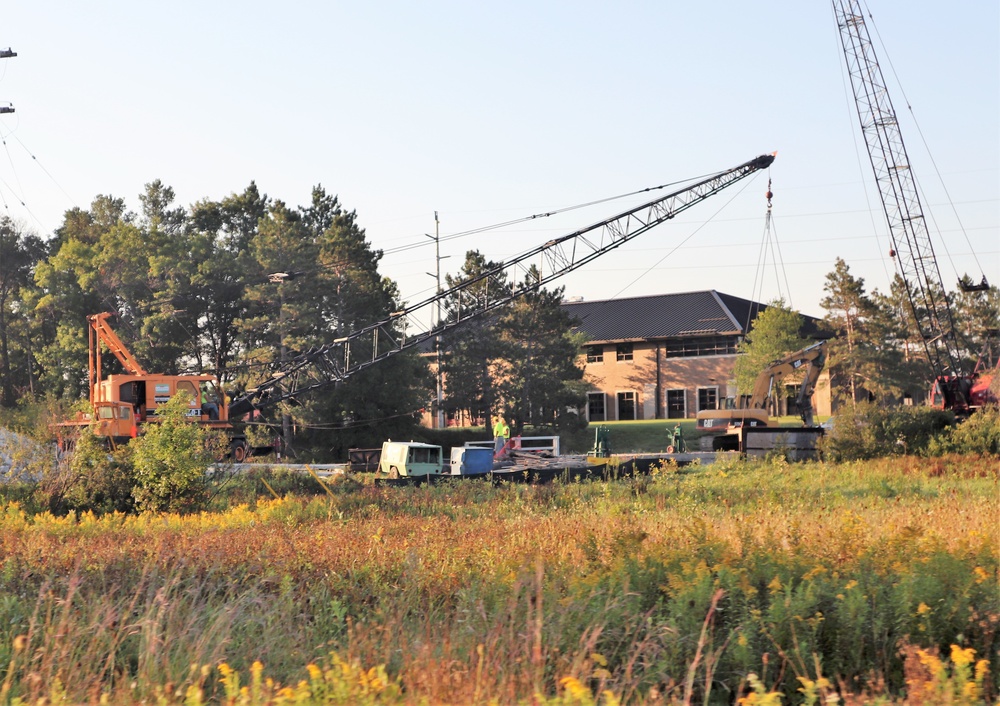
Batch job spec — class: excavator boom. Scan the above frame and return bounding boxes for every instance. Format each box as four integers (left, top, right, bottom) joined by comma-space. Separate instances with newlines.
745, 340, 827, 426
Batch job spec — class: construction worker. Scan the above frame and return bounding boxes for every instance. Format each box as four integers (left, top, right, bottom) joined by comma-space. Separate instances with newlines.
200, 382, 219, 420
493, 415, 510, 456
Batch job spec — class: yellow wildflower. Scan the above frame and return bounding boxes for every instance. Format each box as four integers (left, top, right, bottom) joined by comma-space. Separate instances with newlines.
560, 676, 590, 699
975, 658, 989, 682
916, 602, 931, 615
949, 644, 975, 667
973, 566, 989, 584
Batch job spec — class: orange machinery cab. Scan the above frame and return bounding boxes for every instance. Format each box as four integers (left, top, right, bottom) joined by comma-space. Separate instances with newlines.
56, 374, 228, 450
91, 400, 138, 443
94, 374, 228, 426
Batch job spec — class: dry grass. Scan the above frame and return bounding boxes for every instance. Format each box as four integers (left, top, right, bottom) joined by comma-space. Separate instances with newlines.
0, 455, 996, 704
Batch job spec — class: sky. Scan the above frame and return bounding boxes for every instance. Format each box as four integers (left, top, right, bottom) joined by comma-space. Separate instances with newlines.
1, 1, 997, 320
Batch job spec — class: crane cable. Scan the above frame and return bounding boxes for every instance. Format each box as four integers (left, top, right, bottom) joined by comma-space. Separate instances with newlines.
607, 171, 762, 300
745, 176, 794, 334
860, 1, 989, 289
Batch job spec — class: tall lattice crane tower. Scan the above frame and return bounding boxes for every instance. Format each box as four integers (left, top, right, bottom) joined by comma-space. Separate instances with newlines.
832, 0, 980, 410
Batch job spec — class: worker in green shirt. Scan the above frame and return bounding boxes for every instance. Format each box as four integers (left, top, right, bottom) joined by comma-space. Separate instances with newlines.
493, 416, 510, 456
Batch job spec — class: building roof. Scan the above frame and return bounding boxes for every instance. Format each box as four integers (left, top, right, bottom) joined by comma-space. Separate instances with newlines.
561, 290, 770, 342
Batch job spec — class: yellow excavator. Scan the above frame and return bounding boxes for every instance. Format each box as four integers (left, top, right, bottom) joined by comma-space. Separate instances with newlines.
696, 340, 828, 451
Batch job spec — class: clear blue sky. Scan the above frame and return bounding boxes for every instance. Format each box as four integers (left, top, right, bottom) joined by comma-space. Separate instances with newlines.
2, 1, 997, 318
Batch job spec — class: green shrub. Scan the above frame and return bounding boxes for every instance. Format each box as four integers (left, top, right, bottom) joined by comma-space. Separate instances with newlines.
56, 427, 137, 514
927, 406, 1000, 456
822, 403, 954, 461
130, 392, 223, 513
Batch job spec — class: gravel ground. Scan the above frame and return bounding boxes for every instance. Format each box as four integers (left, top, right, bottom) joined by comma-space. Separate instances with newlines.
0, 427, 57, 481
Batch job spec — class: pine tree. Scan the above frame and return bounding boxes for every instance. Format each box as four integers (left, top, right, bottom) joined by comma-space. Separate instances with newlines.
439, 251, 512, 426
493, 267, 585, 434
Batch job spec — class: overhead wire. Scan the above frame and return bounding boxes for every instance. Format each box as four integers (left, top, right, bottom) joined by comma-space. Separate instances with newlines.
606, 170, 762, 301
0, 122, 79, 231
3, 129, 79, 210
861, 1, 988, 286
832, 0, 895, 290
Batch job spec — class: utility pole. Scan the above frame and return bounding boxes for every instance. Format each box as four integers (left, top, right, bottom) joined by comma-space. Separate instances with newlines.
0, 48, 15, 115
430, 212, 446, 429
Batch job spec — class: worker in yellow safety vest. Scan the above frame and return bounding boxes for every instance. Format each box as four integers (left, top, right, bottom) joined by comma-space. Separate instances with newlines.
492, 416, 510, 455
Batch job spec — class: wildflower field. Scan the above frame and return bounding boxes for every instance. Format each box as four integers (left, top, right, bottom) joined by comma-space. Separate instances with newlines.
0, 454, 997, 704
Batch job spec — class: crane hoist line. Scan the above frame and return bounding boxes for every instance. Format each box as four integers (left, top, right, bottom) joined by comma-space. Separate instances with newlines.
226, 153, 776, 419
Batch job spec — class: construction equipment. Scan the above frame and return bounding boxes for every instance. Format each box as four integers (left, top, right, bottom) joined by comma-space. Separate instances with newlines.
832, 0, 994, 413
696, 340, 828, 451
58, 154, 776, 457
55, 313, 253, 460
378, 440, 443, 479
225, 153, 777, 422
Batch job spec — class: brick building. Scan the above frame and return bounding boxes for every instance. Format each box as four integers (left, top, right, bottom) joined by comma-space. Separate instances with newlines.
562, 290, 831, 422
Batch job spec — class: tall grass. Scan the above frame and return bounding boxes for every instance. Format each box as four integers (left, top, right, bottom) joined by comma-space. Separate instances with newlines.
0, 456, 996, 703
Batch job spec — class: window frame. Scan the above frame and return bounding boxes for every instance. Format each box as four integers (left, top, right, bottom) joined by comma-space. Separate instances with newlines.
616, 390, 637, 420
586, 345, 604, 363
697, 386, 719, 412
666, 388, 687, 419
587, 392, 606, 422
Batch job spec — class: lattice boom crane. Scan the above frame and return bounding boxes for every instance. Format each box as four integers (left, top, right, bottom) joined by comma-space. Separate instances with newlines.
227, 153, 776, 418
833, 0, 987, 412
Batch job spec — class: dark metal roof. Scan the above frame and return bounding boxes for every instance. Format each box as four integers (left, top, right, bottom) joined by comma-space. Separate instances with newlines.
561, 290, 770, 342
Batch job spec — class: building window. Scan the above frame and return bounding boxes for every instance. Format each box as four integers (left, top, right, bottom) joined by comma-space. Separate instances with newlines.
697, 387, 718, 412
666, 389, 686, 419
586, 345, 604, 363
784, 384, 802, 417
664, 336, 738, 358
616, 343, 633, 362
587, 392, 606, 422
617, 391, 636, 420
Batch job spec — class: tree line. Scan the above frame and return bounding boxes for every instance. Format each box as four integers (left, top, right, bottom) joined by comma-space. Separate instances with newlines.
736, 257, 998, 409
0, 181, 584, 457
1, 180, 995, 456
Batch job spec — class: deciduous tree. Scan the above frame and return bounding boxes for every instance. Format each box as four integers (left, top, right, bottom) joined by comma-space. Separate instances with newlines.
0, 218, 45, 406
733, 299, 809, 401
